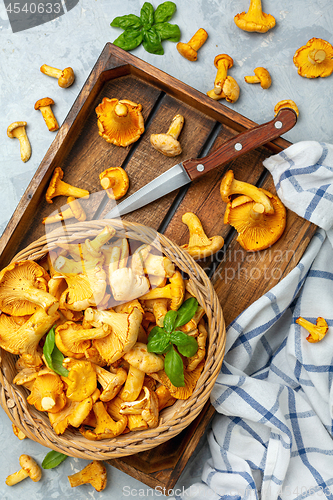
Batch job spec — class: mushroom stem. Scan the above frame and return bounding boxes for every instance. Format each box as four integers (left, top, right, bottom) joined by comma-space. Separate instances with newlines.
6, 468, 29, 485
43, 197, 86, 224
38, 104, 59, 132
166, 114, 184, 140
182, 212, 211, 247
187, 28, 208, 51
114, 103, 129, 117
85, 226, 115, 255
213, 55, 233, 95
100, 177, 116, 189
20, 285, 59, 315
177, 28, 208, 61
220, 170, 274, 214
7, 122, 31, 163
40, 64, 62, 79
53, 179, 89, 199
244, 75, 260, 84
308, 49, 326, 64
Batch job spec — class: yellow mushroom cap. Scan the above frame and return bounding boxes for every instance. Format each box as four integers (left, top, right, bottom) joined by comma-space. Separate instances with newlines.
95, 98, 144, 147
0, 260, 59, 316
293, 38, 333, 78
234, 0, 276, 33
99, 166, 129, 200
68, 460, 107, 492
274, 100, 299, 118
224, 189, 286, 251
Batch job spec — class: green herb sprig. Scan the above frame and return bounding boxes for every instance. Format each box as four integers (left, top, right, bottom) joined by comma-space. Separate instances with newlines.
111, 2, 180, 55
147, 297, 199, 387
43, 327, 69, 377
42, 450, 68, 469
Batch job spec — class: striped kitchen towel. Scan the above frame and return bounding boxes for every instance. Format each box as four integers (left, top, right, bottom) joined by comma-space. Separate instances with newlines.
171, 142, 333, 500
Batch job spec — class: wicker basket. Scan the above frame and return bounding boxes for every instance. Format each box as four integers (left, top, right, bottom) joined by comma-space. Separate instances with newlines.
0, 219, 226, 460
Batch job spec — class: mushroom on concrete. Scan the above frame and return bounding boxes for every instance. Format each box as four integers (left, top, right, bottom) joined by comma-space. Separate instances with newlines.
40, 64, 75, 88
177, 28, 208, 61
150, 114, 185, 157
244, 67, 272, 88
212, 54, 234, 95
207, 76, 240, 103
7, 121, 31, 162
234, 0, 276, 33
68, 460, 107, 492
6, 455, 42, 486
34, 97, 59, 131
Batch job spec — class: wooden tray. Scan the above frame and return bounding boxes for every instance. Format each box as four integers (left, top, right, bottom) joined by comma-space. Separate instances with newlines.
0, 43, 316, 492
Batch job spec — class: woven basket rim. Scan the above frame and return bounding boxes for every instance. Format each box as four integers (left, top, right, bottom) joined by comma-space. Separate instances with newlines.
0, 219, 226, 460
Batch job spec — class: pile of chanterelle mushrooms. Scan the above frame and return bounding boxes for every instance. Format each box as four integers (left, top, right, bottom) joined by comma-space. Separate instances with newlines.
0, 226, 207, 439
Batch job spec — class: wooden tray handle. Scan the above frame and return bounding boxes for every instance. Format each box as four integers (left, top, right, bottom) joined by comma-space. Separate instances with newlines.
182, 108, 298, 181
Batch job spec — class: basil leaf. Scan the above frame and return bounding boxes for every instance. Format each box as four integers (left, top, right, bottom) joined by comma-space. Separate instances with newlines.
148, 325, 165, 342
140, 2, 154, 27
164, 347, 185, 387
111, 14, 142, 30
148, 329, 171, 354
171, 331, 198, 357
154, 1, 177, 23
43, 328, 69, 377
142, 27, 164, 55
174, 297, 199, 328
154, 22, 180, 42
113, 28, 143, 51
163, 310, 178, 334
42, 450, 68, 469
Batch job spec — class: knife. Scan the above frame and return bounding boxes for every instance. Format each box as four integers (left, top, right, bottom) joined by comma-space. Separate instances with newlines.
103, 107, 297, 219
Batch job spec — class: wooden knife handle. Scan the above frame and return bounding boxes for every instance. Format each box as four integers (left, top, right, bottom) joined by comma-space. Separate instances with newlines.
182, 108, 297, 181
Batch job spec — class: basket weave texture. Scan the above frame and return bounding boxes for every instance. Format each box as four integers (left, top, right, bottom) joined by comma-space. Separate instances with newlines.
0, 220, 226, 460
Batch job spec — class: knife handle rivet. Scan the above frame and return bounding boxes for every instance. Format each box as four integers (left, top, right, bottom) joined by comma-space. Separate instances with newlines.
275, 121, 283, 129
197, 163, 205, 172
234, 143, 242, 151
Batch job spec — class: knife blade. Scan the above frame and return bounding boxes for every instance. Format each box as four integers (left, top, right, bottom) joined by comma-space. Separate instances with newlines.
103, 107, 297, 219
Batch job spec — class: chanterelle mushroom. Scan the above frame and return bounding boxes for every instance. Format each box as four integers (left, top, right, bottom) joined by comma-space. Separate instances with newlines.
99, 166, 129, 200
234, 0, 276, 33
120, 386, 159, 428
150, 114, 185, 157
40, 64, 75, 88
123, 342, 164, 373
85, 307, 143, 364
7, 121, 31, 162
80, 399, 127, 440
27, 369, 66, 412
207, 76, 240, 103
220, 170, 274, 214
223, 190, 286, 251
140, 270, 185, 310
46, 166, 89, 203
43, 196, 86, 224
0, 260, 59, 316
0, 309, 59, 367
181, 212, 224, 260
35, 97, 59, 131
109, 267, 150, 302
55, 321, 111, 358
95, 98, 144, 147
296, 316, 329, 343
176, 28, 208, 61
293, 38, 333, 78
6, 455, 42, 486
274, 100, 299, 117
244, 67, 272, 88
212, 54, 234, 95
68, 461, 107, 492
